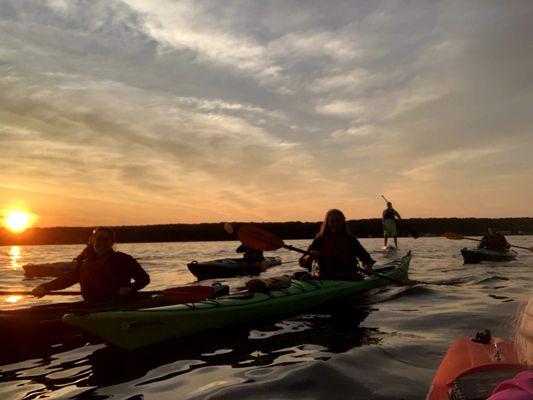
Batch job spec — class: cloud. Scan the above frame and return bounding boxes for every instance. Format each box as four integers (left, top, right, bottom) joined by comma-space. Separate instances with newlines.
0, 0, 532, 224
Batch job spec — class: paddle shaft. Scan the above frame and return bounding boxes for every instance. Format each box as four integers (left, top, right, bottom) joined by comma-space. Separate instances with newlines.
0, 289, 166, 297
453, 235, 531, 251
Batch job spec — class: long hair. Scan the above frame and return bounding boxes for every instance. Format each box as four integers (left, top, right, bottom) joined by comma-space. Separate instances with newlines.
515, 295, 533, 365
318, 209, 351, 237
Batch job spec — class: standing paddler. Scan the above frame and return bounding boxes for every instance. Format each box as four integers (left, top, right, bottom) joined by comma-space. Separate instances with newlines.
382, 200, 401, 249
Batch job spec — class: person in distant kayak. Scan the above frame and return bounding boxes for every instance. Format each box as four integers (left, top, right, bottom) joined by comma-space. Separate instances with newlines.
479, 228, 510, 252
32, 227, 150, 303
236, 243, 264, 263
382, 202, 401, 248
299, 209, 375, 279
487, 295, 533, 399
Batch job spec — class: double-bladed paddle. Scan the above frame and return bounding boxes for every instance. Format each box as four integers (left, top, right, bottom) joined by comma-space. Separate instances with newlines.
443, 232, 533, 252
237, 224, 409, 285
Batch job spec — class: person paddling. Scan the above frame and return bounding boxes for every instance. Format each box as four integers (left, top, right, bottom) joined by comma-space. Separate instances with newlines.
32, 227, 150, 303
479, 228, 510, 252
299, 209, 375, 280
382, 202, 401, 248
236, 243, 264, 263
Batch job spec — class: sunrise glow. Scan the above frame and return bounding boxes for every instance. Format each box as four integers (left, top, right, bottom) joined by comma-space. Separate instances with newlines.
3, 210, 32, 233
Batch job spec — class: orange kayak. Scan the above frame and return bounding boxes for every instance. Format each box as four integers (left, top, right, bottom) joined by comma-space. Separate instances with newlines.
426, 334, 525, 400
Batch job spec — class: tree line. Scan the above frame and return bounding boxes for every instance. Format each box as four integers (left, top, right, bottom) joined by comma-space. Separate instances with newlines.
1, 218, 532, 246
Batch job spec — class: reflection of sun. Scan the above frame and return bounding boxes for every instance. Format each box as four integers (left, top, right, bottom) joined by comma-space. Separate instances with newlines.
5, 295, 22, 304
8, 246, 22, 270
4, 210, 32, 233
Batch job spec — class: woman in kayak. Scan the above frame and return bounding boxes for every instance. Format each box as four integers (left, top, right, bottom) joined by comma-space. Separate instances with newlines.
32, 227, 150, 303
479, 228, 511, 251
382, 202, 401, 248
487, 295, 533, 399
236, 243, 264, 263
299, 209, 375, 279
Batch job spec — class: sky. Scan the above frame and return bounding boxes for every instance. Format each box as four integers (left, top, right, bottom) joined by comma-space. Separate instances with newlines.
1, 0, 532, 227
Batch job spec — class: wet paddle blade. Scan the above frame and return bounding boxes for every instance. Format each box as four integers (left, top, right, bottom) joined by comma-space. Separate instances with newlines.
443, 232, 464, 240
224, 222, 234, 235
237, 225, 284, 251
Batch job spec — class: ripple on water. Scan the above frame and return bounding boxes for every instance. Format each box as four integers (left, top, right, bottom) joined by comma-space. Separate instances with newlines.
0, 237, 531, 399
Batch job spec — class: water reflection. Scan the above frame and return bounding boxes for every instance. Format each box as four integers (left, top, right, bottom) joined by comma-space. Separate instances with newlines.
0, 306, 376, 399
5, 295, 22, 304
7, 245, 23, 270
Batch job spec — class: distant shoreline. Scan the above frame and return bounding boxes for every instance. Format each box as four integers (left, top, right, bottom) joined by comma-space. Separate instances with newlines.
1, 217, 532, 246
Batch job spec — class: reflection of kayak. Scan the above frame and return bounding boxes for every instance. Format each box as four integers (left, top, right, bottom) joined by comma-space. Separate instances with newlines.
63, 252, 411, 350
461, 248, 517, 264
22, 261, 76, 277
187, 256, 282, 280
426, 335, 524, 400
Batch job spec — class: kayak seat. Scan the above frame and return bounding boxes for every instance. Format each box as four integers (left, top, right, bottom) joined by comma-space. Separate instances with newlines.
450, 368, 527, 400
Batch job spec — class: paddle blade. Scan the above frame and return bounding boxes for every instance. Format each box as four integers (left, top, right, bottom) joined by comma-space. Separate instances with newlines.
443, 232, 464, 240
237, 225, 284, 251
224, 222, 234, 235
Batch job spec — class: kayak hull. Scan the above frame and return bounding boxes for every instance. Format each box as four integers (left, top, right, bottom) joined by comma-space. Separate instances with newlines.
187, 256, 282, 280
22, 261, 76, 277
461, 248, 517, 264
63, 252, 411, 350
426, 337, 524, 400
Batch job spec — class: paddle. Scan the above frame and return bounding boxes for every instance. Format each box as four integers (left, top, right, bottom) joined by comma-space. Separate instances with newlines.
381, 195, 419, 239
0, 285, 217, 300
443, 232, 533, 252
237, 225, 408, 285
224, 222, 235, 235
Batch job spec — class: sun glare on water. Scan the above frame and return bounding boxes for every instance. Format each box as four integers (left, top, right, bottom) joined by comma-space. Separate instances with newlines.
3, 210, 32, 233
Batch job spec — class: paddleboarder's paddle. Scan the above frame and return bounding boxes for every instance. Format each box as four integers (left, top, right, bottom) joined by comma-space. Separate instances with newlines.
237, 225, 409, 284
381, 195, 419, 239
443, 232, 533, 252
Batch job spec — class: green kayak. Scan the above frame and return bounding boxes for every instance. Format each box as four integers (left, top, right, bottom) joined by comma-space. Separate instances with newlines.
63, 252, 411, 350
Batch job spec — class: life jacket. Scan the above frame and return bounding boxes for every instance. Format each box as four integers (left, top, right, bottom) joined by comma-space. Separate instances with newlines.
481, 234, 508, 251
317, 235, 358, 277
383, 209, 396, 220
77, 252, 139, 303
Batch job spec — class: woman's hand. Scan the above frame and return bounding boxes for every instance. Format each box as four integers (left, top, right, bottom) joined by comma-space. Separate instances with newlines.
32, 285, 48, 298
118, 286, 133, 297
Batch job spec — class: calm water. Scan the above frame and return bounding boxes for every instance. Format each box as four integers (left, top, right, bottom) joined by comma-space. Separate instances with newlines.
0, 237, 531, 399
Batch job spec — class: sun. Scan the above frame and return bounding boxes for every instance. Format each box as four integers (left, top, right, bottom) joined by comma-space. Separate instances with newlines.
4, 210, 32, 233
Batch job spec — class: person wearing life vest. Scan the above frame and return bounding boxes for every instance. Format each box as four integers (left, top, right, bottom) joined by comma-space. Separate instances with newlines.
382, 202, 401, 248
32, 227, 150, 303
236, 243, 264, 263
299, 209, 375, 280
479, 228, 510, 251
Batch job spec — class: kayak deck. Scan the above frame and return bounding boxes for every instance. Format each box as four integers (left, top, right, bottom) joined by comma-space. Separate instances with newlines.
426, 337, 524, 400
64, 252, 411, 350
22, 261, 76, 277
